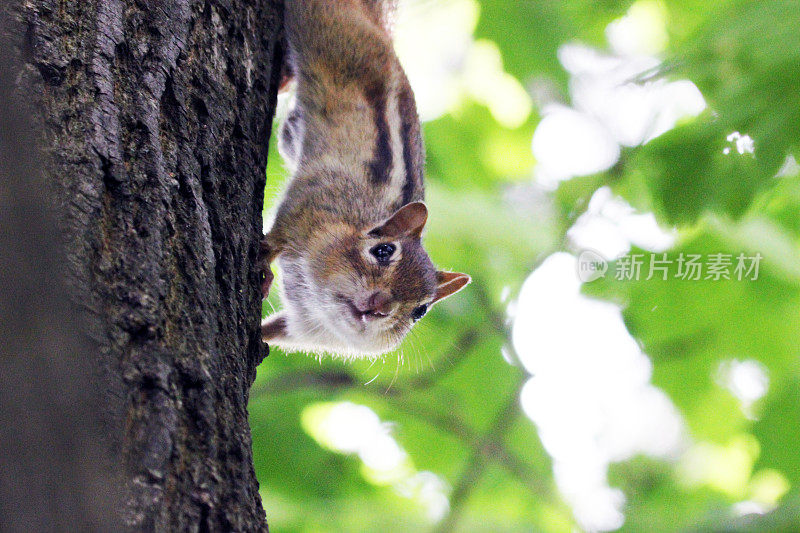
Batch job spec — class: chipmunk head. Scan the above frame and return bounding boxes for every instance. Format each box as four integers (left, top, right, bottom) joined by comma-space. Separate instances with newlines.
269, 202, 470, 356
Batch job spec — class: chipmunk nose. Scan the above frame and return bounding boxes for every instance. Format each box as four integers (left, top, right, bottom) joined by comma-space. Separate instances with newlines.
355, 291, 393, 319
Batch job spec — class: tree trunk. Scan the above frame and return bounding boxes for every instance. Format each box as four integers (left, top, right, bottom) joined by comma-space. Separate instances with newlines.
2, 0, 283, 530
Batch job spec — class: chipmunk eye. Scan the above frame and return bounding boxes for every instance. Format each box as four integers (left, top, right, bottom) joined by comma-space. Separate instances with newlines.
370, 243, 396, 262
411, 304, 428, 321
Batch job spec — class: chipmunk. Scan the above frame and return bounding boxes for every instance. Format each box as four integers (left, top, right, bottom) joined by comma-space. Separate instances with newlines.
259, 0, 470, 357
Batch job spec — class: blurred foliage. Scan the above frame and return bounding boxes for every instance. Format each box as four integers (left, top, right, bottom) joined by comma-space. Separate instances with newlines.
251, 0, 800, 531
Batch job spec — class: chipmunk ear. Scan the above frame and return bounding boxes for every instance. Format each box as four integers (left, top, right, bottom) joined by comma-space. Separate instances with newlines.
433, 271, 471, 304
369, 202, 428, 238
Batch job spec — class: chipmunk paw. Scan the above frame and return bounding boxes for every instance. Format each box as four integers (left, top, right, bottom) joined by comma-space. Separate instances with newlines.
258, 238, 274, 299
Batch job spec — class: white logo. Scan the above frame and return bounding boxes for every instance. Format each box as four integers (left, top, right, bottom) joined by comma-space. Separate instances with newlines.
577, 249, 608, 282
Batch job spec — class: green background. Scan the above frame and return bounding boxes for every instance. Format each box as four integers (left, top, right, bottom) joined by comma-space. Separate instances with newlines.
251, 1, 800, 531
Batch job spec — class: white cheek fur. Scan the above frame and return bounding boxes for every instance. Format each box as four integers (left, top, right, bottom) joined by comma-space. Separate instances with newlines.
272, 257, 406, 357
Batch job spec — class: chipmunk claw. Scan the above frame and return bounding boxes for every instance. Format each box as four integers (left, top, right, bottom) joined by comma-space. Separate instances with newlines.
261, 269, 274, 299
258, 238, 274, 299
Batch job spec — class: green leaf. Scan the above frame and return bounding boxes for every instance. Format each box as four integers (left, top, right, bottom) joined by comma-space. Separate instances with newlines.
632, 117, 776, 225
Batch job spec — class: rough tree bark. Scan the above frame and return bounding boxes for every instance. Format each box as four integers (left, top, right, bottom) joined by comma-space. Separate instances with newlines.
3, 0, 283, 530
0, 36, 120, 532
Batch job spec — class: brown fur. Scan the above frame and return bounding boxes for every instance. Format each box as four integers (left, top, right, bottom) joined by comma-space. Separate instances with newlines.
260, 0, 469, 357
